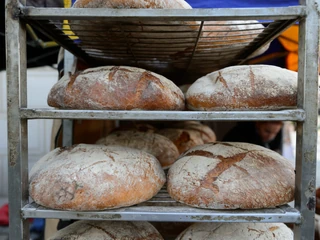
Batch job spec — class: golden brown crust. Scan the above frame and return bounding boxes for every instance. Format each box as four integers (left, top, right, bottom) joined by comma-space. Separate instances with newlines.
156, 128, 204, 154
48, 66, 185, 110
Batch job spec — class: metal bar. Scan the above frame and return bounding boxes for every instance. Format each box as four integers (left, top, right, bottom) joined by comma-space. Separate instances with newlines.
185, 21, 204, 71
20, 7, 306, 21
20, 109, 306, 121
5, 0, 29, 239
22, 202, 301, 223
294, 0, 319, 239
24, 19, 97, 67
62, 50, 74, 147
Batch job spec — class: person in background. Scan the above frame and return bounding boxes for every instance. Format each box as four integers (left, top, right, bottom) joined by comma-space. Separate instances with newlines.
223, 121, 283, 153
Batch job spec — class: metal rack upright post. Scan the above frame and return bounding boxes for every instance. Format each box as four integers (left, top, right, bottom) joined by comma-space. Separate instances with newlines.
5, 0, 320, 239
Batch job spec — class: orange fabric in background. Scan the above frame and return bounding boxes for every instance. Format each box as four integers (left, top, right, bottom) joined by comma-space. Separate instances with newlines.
278, 25, 299, 71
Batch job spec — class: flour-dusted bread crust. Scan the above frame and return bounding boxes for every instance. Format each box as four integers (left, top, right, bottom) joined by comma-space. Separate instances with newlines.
167, 142, 295, 209
186, 65, 297, 111
156, 128, 204, 154
73, 0, 192, 9
175, 222, 293, 240
200, 21, 269, 58
49, 220, 164, 240
29, 144, 166, 210
96, 130, 179, 169
47, 66, 185, 110
170, 121, 216, 143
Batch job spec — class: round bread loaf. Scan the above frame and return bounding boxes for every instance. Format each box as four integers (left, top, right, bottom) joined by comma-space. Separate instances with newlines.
170, 121, 216, 143
186, 65, 297, 111
156, 128, 204, 154
96, 130, 180, 169
49, 220, 164, 240
200, 21, 270, 58
29, 144, 166, 210
175, 222, 293, 240
47, 66, 185, 110
167, 142, 295, 209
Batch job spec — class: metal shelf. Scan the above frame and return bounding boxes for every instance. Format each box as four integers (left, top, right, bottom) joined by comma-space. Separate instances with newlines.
20, 7, 302, 83
5, 1, 320, 239
22, 188, 301, 223
20, 108, 305, 121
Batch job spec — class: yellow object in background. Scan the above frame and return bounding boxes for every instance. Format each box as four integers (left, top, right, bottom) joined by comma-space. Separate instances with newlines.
278, 25, 299, 71
63, 0, 78, 40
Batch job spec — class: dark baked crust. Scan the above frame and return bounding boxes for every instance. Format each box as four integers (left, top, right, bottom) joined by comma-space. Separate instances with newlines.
48, 66, 185, 110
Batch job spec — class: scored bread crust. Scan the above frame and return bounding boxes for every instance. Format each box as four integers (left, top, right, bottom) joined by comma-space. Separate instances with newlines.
29, 144, 166, 210
47, 66, 185, 110
156, 128, 204, 154
96, 130, 180, 169
167, 142, 295, 209
186, 65, 297, 111
49, 220, 164, 240
176, 222, 293, 240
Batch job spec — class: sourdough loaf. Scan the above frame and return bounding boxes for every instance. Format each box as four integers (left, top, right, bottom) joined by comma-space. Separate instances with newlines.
156, 128, 204, 154
167, 142, 295, 209
29, 144, 166, 210
170, 121, 216, 143
176, 222, 293, 240
186, 65, 297, 110
49, 220, 164, 240
96, 130, 179, 169
47, 66, 185, 110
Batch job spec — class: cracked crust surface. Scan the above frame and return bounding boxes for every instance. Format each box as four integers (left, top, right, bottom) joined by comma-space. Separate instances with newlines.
29, 144, 166, 210
176, 222, 293, 240
47, 66, 185, 110
49, 220, 164, 240
167, 142, 295, 209
96, 130, 180, 169
186, 65, 297, 111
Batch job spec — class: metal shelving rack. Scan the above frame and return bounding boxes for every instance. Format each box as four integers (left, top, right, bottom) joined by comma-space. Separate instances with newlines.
5, 0, 319, 239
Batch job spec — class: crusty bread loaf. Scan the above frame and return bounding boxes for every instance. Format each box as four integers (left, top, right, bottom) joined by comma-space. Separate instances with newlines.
47, 66, 185, 110
73, 0, 191, 9
96, 130, 180, 169
49, 220, 164, 240
156, 128, 204, 154
170, 121, 216, 143
29, 144, 166, 210
167, 142, 295, 209
175, 222, 293, 240
200, 21, 269, 58
186, 65, 297, 110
